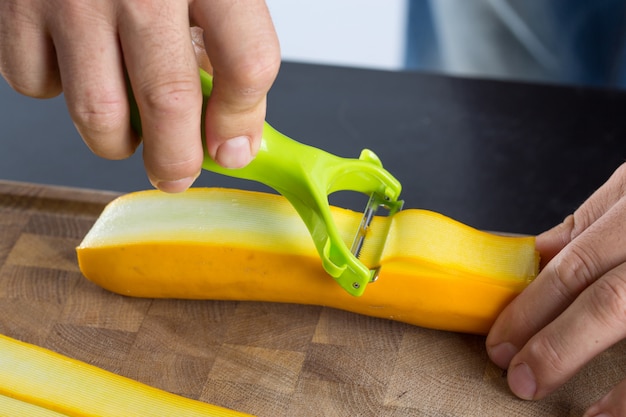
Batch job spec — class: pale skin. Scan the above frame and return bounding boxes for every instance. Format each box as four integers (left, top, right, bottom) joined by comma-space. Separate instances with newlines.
2, 1, 625, 414
487, 162, 626, 416
0, 0, 281, 192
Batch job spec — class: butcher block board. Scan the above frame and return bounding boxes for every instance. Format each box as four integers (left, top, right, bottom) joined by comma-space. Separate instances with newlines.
0, 179, 623, 416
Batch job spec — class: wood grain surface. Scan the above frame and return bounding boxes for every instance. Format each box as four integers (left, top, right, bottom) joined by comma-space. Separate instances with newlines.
0, 179, 624, 416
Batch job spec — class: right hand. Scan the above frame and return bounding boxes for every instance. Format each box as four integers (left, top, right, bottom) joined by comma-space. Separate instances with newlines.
0, 0, 281, 192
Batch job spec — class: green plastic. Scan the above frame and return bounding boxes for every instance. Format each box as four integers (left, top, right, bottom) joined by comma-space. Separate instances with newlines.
130, 69, 402, 296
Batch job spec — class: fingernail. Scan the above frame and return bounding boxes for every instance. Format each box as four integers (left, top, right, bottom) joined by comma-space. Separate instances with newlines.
508, 362, 536, 400
488, 342, 518, 369
215, 136, 253, 169
155, 176, 196, 193
590, 414, 611, 417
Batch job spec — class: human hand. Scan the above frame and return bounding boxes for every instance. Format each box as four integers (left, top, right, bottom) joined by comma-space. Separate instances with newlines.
0, 0, 280, 192
486, 163, 626, 415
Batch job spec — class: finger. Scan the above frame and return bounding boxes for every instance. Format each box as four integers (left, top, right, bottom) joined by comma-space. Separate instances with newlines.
487, 197, 626, 367
50, 1, 137, 160
119, 0, 203, 192
534, 216, 575, 269
583, 378, 626, 417
506, 262, 626, 400
0, 1, 61, 97
191, 0, 280, 168
537, 162, 626, 266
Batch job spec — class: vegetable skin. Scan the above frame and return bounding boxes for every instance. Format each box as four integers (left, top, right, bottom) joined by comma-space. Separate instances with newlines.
77, 188, 539, 335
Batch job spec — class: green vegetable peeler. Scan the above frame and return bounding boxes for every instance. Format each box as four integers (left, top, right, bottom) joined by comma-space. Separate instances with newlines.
130, 69, 403, 296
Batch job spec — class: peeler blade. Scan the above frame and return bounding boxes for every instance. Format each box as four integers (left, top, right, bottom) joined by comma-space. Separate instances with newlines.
350, 193, 404, 284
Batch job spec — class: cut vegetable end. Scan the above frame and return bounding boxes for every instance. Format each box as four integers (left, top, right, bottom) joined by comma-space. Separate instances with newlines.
77, 187, 539, 334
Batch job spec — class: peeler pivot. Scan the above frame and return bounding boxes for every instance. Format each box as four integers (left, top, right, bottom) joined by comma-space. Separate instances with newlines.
131, 69, 403, 297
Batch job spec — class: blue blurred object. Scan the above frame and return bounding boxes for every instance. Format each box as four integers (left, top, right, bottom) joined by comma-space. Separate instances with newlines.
405, 0, 626, 89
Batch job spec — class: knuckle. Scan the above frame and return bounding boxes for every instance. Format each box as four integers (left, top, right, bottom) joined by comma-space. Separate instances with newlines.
587, 274, 626, 327
146, 152, 203, 182
237, 53, 280, 91
525, 335, 569, 378
139, 76, 200, 119
150, 145, 203, 168
567, 210, 585, 241
70, 89, 135, 159
570, 202, 601, 240
220, 52, 281, 105
71, 91, 126, 138
551, 243, 601, 301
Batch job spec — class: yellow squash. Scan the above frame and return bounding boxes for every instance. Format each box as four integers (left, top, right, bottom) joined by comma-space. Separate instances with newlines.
77, 188, 539, 335
0, 333, 251, 416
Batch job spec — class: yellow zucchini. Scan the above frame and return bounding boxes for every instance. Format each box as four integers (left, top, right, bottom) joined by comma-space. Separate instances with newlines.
0, 393, 68, 417
77, 188, 539, 335
0, 334, 251, 416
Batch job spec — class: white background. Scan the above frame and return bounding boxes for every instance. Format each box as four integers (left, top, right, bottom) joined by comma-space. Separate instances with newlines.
266, 0, 409, 70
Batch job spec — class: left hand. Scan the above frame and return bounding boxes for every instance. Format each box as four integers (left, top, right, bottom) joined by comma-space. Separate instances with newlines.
486, 162, 626, 416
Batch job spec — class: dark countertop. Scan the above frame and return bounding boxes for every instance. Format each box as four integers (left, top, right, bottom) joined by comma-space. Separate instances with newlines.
2, 61, 626, 235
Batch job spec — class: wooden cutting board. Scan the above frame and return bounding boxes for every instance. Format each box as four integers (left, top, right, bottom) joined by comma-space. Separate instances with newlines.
0, 179, 623, 416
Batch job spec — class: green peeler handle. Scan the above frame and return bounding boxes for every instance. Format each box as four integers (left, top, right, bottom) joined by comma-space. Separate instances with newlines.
130, 69, 402, 297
